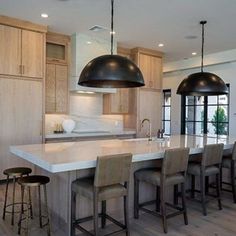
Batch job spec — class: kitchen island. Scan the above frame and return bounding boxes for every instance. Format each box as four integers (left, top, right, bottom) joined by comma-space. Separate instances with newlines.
10, 135, 235, 235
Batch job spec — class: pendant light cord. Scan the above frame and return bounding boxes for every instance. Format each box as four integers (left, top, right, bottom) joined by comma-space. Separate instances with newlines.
111, 0, 114, 55
200, 21, 207, 72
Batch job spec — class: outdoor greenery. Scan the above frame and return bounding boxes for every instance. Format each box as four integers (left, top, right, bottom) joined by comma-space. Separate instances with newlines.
211, 107, 228, 135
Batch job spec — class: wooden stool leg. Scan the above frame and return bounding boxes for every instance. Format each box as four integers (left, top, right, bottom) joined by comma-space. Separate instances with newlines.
161, 186, 167, 233
18, 185, 25, 235
200, 172, 207, 216
231, 161, 236, 203
2, 175, 9, 220
93, 190, 99, 236
156, 186, 160, 212
43, 185, 51, 236
191, 175, 195, 198
38, 185, 42, 228
216, 173, 222, 210
181, 182, 188, 225
27, 174, 33, 219
101, 200, 106, 228
71, 190, 76, 236
26, 186, 31, 236
134, 178, 139, 219
11, 176, 16, 225
174, 184, 178, 205
124, 194, 130, 236
220, 167, 223, 190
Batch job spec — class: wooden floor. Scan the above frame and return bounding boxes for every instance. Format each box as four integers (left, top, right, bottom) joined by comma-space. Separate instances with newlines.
1, 182, 236, 236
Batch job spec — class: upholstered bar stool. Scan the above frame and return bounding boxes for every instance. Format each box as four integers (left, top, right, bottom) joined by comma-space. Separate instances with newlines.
188, 143, 224, 216
221, 141, 236, 203
2, 167, 32, 225
18, 175, 51, 236
71, 153, 132, 236
134, 148, 190, 233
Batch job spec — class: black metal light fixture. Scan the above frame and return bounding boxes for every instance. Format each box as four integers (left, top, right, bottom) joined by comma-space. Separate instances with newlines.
177, 21, 228, 96
78, 0, 145, 88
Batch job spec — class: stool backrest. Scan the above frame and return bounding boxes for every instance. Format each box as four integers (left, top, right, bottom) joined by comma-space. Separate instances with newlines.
94, 153, 132, 187
202, 143, 224, 167
231, 142, 236, 160
162, 148, 190, 176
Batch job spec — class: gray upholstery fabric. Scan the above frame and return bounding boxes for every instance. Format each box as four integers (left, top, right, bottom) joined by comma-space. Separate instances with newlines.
72, 177, 127, 201
135, 169, 185, 186
188, 163, 219, 176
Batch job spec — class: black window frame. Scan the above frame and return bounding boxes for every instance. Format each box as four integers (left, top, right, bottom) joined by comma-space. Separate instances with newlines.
181, 84, 230, 136
162, 89, 171, 135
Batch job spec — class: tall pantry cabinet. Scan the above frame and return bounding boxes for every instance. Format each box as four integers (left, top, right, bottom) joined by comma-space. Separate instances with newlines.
0, 16, 46, 179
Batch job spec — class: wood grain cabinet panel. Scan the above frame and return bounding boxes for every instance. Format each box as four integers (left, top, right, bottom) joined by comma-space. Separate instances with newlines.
0, 25, 21, 76
45, 63, 68, 114
21, 30, 44, 78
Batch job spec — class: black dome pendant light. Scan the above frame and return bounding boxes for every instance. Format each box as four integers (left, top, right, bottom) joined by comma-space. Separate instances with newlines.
78, 0, 145, 88
177, 21, 228, 96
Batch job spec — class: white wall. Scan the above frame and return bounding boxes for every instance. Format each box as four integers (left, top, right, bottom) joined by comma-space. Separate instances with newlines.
163, 58, 236, 137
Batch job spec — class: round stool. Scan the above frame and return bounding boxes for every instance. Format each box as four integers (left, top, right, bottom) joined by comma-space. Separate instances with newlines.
18, 175, 51, 236
2, 167, 32, 225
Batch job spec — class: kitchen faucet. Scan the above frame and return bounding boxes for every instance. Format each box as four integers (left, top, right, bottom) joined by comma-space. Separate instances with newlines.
141, 118, 152, 141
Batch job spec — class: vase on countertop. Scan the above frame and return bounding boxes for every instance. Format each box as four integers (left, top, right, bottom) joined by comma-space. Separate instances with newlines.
62, 119, 76, 133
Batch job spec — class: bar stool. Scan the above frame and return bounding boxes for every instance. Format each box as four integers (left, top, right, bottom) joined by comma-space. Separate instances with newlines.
188, 143, 224, 216
134, 148, 190, 233
221, 141, 236, 203
71, 153, 132, 236
2, 167, 32, 225
18, 175, 51, 236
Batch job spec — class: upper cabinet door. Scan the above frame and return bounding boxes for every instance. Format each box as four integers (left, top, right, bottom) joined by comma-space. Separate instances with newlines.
139, 53, 151, 89
0, 25, 21, 76
21, 30, 44, 78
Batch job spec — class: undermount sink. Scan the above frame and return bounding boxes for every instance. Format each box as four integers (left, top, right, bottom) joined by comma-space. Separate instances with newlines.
124, 137, 166, 142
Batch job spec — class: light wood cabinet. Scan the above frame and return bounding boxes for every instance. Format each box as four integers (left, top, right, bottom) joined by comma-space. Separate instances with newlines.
0, 24, 45, 79
0, 77, 43, 179
0, 25, 21, 76
132, 48, 163, 90
103, 89, 129, 114
46, 64, 68, 113
21, 30, 44, 78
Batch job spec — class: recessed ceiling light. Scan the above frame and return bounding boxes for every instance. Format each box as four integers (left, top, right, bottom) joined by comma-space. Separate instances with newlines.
87, 41, 92, 45
41, 13, 48, 18
158, 43, 164, 47
110, 31, 116, 35
192, 52, 197, 56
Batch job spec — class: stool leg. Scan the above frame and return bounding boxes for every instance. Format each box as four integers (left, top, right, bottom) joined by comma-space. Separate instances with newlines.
181, 182, 188, 225
101, 201, 106, 228
174, 184, 178, 205
156, 186, 160, 212
216, 173, 222, 210
43, 185, 51, 236
71, 190, 76, 236
26, 186, 31, 236
161, 186, 167, 233
27, 174, 33, 219
2, 175, 9, 220
18, 185, 25, 235
93, 189, 99, 236
134, 178, 139, 219
191, 175, 195, 198
11, 176, 16, 225
230, 160, 236, 203
38, 185, 42, 228
200, 172, 207, 216
124, 194, 130, 236
220, 167, 223, 190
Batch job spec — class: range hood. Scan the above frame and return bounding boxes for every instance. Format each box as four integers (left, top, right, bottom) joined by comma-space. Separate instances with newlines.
70, 33, 117, 93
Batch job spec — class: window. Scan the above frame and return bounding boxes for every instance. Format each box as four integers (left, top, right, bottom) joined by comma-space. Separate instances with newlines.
181, 85, 229, 136
162, 89, 171, 135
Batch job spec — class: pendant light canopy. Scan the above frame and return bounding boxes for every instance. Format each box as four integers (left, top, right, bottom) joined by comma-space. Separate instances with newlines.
78, 0, 145, 88
177, 21, 228, 96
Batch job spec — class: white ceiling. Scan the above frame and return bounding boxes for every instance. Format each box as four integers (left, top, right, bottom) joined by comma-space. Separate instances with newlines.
1, 0, 236, 62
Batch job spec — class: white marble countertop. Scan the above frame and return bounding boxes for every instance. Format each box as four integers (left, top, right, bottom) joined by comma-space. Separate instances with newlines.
10, 135, 235, 173
45, 130, 136, 139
